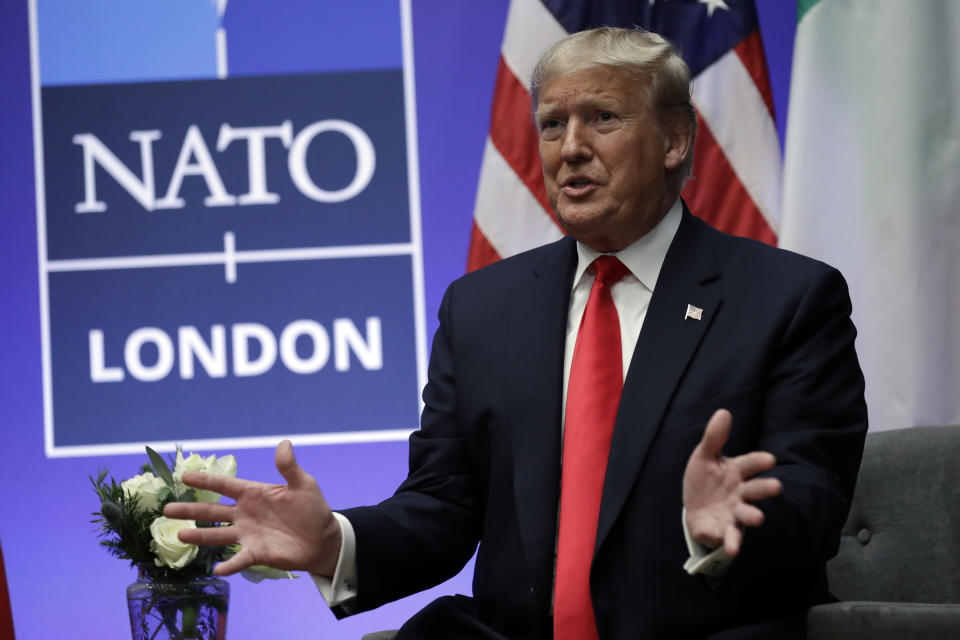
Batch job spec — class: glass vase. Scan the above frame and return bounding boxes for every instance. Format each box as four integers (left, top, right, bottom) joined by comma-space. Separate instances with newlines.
127, 575, 229, 640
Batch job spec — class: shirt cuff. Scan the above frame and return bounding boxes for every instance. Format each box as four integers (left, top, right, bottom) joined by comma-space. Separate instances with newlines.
681, 507, 734, 581
312, 512, 358, 610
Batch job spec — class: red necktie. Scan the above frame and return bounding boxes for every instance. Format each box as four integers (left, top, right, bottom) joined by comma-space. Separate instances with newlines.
554, 256, 630, 640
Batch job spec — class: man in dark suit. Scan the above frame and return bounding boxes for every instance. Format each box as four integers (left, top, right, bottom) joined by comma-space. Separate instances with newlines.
167, 27, 866, 639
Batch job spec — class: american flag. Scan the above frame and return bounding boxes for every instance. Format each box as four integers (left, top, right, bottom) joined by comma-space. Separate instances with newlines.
684, 304, 704, 321
467, 0, 781, 272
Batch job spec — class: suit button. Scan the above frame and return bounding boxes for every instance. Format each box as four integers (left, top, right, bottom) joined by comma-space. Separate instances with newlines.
857, 528, 871, 544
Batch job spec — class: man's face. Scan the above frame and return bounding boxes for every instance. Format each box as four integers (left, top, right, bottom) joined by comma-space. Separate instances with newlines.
536, 66, 687, 252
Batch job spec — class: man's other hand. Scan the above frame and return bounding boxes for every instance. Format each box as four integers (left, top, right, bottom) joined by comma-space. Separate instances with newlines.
683, 409, 782, 557
163, 440, 342, 578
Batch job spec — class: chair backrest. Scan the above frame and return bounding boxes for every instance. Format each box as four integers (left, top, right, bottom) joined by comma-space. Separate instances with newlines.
826, 424, 960, 603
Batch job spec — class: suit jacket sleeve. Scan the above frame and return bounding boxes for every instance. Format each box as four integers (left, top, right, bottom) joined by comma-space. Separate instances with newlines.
721, 264, 867, 590
338, 283, 485, 613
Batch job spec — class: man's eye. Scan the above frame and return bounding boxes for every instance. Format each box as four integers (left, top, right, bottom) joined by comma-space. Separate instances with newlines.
598, 112, 615, 122
542, 118, 561, 129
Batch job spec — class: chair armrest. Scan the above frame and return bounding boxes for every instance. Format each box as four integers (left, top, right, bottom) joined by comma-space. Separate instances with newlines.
807, 601, 960, 640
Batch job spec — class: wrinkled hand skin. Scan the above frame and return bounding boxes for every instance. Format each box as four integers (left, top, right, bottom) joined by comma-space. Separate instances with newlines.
683, 409, 783, 556
163, 440, 342, 577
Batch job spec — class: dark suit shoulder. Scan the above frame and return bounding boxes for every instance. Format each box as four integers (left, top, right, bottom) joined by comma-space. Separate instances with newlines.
445, 236, 575, 297
689, 214, 844, 290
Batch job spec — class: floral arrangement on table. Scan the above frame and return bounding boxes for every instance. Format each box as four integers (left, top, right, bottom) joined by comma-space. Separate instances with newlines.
92, 447, 291, 639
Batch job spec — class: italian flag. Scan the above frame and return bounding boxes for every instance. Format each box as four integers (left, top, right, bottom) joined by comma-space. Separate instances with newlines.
780, 0, 960, 430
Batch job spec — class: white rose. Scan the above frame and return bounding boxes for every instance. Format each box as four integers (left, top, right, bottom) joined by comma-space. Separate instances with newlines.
120, 472, 167, 513
174, 451, 237, 503
149, 516, 198, 569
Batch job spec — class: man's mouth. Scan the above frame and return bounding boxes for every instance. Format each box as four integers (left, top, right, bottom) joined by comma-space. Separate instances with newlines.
561, 177, 596, 196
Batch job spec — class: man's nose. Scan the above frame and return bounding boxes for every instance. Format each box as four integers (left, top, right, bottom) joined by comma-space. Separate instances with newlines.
560, 120, 592, 162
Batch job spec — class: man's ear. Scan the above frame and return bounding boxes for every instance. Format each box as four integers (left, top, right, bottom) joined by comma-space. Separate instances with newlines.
663, 120, 693, 171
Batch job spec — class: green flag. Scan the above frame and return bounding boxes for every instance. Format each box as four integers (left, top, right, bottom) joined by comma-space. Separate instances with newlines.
781, 0, 960, 430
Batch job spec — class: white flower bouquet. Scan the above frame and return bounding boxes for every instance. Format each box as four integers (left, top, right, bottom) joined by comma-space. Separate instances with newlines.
93, 447, 291, 639
91, 447, 268, 582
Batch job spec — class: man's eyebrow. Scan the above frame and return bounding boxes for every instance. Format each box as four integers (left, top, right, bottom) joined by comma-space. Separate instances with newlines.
536, 90, 627, 116
534, 105, 561, 119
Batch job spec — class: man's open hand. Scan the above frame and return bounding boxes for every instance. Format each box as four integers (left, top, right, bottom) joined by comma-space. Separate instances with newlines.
683, 409, 782, 557
163, 440, 342, 577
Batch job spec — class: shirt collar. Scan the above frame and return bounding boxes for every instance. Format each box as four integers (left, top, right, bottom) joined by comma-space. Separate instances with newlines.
572, 197, 683, 292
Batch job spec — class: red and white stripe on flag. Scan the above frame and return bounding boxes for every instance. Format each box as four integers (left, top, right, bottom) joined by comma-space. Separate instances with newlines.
467, 0, 781, 273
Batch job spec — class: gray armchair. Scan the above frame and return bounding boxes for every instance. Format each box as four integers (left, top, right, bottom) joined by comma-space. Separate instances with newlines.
807, 424, 960, 639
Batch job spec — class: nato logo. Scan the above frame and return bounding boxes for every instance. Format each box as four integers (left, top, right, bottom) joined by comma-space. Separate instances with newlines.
30, 0, 426, 456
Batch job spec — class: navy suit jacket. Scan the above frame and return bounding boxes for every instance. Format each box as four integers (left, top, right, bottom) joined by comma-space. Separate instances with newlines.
342, 208, 867, 639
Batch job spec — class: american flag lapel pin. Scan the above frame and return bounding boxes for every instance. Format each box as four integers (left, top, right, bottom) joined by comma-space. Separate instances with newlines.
684, 304, 703, 321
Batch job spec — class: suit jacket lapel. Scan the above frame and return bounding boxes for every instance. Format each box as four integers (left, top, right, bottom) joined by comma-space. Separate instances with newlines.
506, 236, 577, 614
595, 208, 723, 554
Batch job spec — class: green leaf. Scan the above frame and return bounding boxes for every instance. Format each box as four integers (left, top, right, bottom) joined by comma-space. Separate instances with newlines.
101, 499, 123, 526
155, 485, 174, 508
146, 446, 176, 488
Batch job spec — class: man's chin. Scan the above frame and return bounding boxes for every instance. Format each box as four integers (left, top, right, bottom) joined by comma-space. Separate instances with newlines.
555, 208, 604, 233
556, 212, 613, 250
